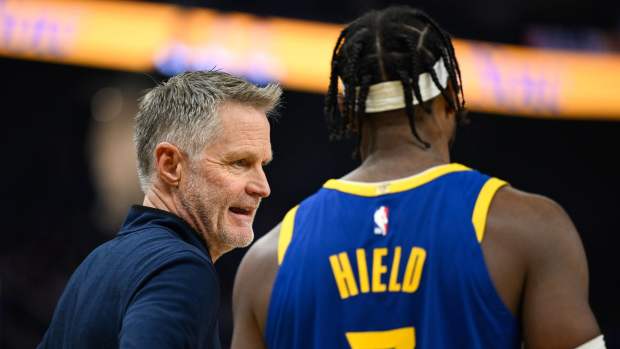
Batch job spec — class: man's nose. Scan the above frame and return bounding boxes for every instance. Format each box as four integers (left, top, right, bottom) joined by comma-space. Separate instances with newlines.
247, 166, 271, 198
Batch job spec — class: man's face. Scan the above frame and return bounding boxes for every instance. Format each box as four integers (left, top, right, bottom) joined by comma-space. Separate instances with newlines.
177, 102, 272, 257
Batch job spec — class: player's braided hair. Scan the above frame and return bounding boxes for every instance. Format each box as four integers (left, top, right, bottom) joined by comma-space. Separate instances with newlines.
324, 6, 467, 148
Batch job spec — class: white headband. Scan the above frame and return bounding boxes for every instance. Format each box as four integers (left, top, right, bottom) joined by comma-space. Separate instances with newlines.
356, 58, 449, 114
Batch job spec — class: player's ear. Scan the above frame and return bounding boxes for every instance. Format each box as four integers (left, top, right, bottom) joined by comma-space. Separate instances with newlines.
443, 84, 457, 117
154, 142, 183, 188
337, 93, 345, 114
431, 94, 457, 145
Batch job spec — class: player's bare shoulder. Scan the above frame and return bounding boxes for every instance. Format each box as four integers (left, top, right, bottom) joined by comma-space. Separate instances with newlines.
482, 183, 599, 348
242, 223, 281, 271
487, 185, 582, 254
233, 223, 281, 306
232, 223, 281, 347
484, 183, 589, 284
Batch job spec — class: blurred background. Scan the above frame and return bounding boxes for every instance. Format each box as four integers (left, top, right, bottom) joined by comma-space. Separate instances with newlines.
1, 0, 619, 348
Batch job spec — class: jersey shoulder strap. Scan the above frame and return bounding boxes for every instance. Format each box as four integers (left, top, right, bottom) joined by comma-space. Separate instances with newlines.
277, 205, 299, 265
472, 177, 508, 242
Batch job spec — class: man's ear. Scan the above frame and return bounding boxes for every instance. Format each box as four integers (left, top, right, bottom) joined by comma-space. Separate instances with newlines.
337, 93, 345, 114
443, 98, 456, 120
154, 142, 183, 188
442, 84, 458, 117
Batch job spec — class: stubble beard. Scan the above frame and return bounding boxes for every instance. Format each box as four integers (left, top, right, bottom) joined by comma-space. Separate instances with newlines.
181, 171, 254, 253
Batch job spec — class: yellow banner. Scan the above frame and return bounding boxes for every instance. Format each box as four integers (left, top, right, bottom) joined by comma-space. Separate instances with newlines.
1, 0, 619, 119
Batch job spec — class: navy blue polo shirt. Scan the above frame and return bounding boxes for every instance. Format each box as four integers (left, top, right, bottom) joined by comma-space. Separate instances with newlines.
38, 205, 222, 349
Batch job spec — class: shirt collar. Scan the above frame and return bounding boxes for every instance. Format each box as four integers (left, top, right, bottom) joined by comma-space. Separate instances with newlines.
120, 205, 212, 261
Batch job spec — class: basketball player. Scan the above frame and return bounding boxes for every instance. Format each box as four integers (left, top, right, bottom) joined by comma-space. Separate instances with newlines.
232, 6, 603, 348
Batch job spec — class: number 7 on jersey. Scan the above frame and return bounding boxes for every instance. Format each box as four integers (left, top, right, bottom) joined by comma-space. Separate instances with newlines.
345, 326, 415, 349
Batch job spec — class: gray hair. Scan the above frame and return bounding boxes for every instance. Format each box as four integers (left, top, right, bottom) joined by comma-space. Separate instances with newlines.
134, 71, 282, 192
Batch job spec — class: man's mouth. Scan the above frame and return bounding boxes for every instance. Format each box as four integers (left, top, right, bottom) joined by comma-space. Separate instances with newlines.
229, 207, 253, 216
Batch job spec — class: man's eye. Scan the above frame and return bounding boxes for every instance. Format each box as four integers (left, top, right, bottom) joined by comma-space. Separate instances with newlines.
233, 159, 249, 168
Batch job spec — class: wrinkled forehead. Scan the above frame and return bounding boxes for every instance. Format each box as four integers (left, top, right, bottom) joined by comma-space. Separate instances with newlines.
209, 102, 272, 152
217, 102, 270, 135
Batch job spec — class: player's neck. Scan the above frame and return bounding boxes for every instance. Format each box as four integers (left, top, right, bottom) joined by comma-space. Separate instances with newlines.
369, 114, 449, 153
343, 146, 448, 182
361, 109, 450, 151
344, 123, 450, 182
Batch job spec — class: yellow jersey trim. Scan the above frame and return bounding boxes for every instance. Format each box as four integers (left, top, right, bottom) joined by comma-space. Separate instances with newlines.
277, 205, 299, 265
322, 163, 471, 197
472, 178, 508, 242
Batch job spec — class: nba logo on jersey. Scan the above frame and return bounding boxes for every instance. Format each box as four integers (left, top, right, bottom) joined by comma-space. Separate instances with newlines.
373, 206, 389, 236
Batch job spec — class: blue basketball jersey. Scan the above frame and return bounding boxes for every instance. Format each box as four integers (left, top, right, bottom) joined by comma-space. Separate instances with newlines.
265, 163, 520, 349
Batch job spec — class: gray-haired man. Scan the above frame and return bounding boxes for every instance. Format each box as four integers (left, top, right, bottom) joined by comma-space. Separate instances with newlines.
39, 71, 281, 348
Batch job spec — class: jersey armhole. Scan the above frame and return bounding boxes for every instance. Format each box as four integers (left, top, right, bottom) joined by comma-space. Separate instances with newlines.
472, 178, 508, 243
277, 205, 299, 265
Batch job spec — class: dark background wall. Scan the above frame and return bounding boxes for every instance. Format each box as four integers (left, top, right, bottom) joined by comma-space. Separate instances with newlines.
2, 0, 620, 347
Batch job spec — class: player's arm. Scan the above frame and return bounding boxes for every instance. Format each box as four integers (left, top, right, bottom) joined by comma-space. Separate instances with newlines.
496, 189, 601, 348
231, 224, 281, 349
119, 253, 220, 348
